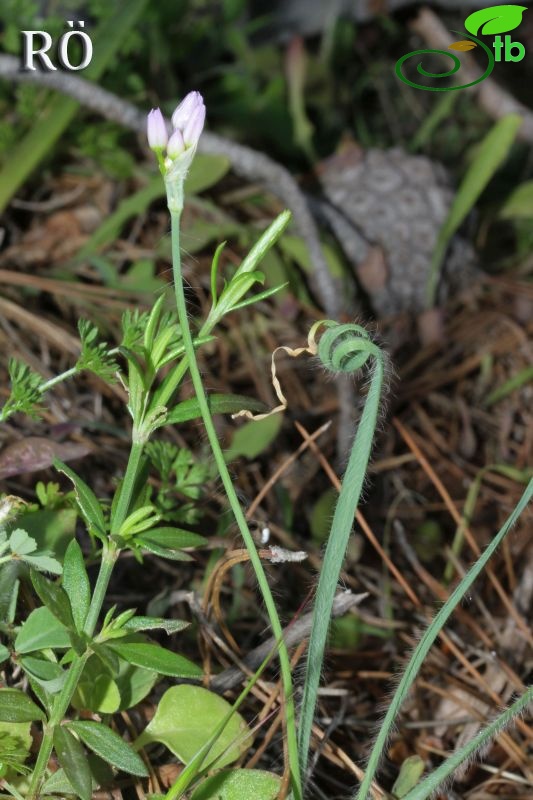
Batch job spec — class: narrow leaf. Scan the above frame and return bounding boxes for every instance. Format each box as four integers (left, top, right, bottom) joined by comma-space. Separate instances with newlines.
67, 720, 148, 777
135, 528, 206, 550
165, 394, 267, 425
123, 617, 189, 635
53, 725, 92, 800
54, 459, 106, 538
15, 606, 70, 653
30, 571, 74, 629
107, 642, 202, 679
0, 689, 45, 722
62, 540, 91, 632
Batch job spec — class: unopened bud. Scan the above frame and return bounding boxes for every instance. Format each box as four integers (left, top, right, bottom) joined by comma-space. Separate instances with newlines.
171, 90, 203, 130
147, 108, 168, 150
183, 103, 206, 147
167, 128, 186, 158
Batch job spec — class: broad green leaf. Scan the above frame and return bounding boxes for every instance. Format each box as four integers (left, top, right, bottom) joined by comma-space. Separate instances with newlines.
72, 655, 120, 713
62, 540, 91, 632
72, 672, 121, 715
136, 685, 252, 770
67, 720, 148, 777
135, 528, 206, 550
191, 769, 282, 800
185, 154, 231, 194
53, 460, 106, 539
53, 725, 92, 800
123, 616, 189, 635
224, 414, 282, 461
465, 5, 527, 36
0, 562, 21, 623
427, 114, 522, 306
0, 689, 45, 722
0, 645, 9, 665
6, 509, 77, 561
500, 180, 533, 218
165, 394, 267, 425
114, 662, 158, 712
107, 642, 202, 679
30, 571, 74, 630
15, 606, 70, 654
41, 755, 113, 795
392, 755, 426, 798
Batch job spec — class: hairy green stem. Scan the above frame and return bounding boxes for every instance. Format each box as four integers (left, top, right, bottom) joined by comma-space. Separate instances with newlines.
168, 205, 302, 800
298, 344, 385, 777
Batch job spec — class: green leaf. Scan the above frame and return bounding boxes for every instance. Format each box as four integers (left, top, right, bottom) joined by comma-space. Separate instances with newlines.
22, 554, 62, 574
8, 530, 36, 556
392, 755, 426, 798
465, 5, 527, 36
114, 662, 158, 713
191, 769, 282, 800
165, 394, 267, 426
20, 656, 66, 694
67, 720, 148, 777
0, 645, 9, 665
500, 180, 533, 218
135, 539, 193, 561
184, 154, 231, 194
136, 686, 251, 770
6, 508, 77, 561
15, 606, 71, 653
107, 642, 202, 679
30, 571, 74, 630
72, 671, 121, 715
62, 540, 91, 632
53, 725, 92, 800
0, 690, 45, 722
53, 460, 106, 539
224, 414, 283, 461
427, 114, 522, 306
135, 528, 206, 550
123, 616, 189, 635
0, 720, 32, 775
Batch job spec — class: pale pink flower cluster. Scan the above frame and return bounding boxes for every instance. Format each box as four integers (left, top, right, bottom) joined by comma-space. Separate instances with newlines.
147, 91, 206, 158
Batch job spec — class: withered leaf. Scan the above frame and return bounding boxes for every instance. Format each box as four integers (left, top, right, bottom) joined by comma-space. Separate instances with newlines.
0, 437, 91, 480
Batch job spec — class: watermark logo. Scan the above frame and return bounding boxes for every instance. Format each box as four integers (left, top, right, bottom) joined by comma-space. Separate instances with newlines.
395, 4, 527, 91
21, 20, 92, 72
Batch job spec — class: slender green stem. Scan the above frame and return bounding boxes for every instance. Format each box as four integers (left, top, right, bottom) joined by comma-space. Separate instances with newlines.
110, 440, 145, 535
354, 479, 533, 800
168, 206, 302, 800
26, 653, 89, 799
39, 366, 78, 393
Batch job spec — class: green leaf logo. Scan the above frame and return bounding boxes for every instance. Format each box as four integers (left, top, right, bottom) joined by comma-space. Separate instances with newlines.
465, 5, 527, 36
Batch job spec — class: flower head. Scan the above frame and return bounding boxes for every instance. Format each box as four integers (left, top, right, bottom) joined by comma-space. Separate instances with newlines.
147, 108, 168, 151
148, 91, 206, 209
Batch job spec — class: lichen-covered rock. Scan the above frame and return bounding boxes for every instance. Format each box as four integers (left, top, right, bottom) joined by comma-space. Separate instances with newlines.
317, 144, 477, 316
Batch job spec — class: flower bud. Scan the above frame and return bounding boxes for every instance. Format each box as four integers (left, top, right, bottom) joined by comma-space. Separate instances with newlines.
167, 128, 186, 158
147, 108, 168, 150
183, 103, 206, 147
171, 90, 203, 130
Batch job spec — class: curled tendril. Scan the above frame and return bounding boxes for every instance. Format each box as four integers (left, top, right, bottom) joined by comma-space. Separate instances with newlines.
317, 321, 381, 374
395, 31, 494, 92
